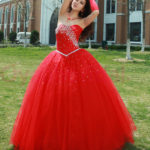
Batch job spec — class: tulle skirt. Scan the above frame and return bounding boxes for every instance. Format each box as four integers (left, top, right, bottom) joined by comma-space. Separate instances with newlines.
9, 48, 136, 150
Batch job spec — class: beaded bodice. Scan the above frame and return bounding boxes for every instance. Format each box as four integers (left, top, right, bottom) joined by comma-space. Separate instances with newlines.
55, 23, 83, 56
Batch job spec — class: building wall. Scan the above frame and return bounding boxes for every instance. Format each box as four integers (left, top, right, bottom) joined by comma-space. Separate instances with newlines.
0, 0, 42, 40
0, 0, 101, 45
97, 0, 104, 43
116, 0, 127, 44
104, 0, 150, 46
34, 0, 42, 33
0, 0, 10, 39
1, 0, 150, 46
145, 0, 150, 45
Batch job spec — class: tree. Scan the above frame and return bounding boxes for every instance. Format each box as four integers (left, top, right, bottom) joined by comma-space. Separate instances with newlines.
126, 0, 132, 60
30, 30, 39, 45
11, 0, 31, 47
141, 0, 146, 52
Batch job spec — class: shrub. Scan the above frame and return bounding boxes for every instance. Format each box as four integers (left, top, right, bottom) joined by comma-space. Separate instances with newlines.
30, 30, 39, 45
79, 43, 100, 49
107, 45, 126, 51
0, 30, 4, 43
9, 31, 17, 43
145, 47, 150, 51
107, 45, 143, 51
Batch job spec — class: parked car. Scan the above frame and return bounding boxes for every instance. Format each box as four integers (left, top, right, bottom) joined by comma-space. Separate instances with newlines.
15, 32, 31, 44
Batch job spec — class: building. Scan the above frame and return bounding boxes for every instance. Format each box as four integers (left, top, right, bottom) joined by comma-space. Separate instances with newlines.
0, 0, 41, 40
0, 0, 150, 46
102, 0, 150, 46
0, 0, 101, 45
0, 0, 102, 45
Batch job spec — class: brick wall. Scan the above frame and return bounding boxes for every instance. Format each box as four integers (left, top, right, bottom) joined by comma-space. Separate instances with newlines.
0, 0, 42, 38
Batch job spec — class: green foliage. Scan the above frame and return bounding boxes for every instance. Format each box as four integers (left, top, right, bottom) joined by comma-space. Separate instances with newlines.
8, 32, 17, 43
80, 43, 150, 51
0, 30, 4, 43
101, 40, 108, 49
145, 47, 150, 51
107, 45, 126, 51
79, 43, 100, 49
30, 30, 39, 45
107, 45, 150, 51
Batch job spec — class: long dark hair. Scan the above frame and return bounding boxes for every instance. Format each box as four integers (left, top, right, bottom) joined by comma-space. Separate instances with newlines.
67, 0, 94, 42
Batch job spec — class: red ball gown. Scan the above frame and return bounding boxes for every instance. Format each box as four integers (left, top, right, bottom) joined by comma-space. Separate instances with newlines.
9, 23, 137, 150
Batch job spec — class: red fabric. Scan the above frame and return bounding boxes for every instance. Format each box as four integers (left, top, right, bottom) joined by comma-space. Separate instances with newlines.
90, 0, 99, 11
9, 24, 136, 150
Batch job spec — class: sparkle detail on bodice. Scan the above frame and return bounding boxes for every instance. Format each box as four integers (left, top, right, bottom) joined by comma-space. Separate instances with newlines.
55, 23, 83, 56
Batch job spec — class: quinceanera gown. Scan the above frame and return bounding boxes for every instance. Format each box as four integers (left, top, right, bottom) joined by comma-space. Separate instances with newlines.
9, 23, 137, 150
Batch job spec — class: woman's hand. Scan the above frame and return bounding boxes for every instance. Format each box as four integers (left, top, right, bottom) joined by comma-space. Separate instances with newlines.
90, 0, 99, 11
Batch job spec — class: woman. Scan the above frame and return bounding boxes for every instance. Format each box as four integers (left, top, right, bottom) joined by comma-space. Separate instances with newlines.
56, 0, 99, 42
9, 0, 137, 150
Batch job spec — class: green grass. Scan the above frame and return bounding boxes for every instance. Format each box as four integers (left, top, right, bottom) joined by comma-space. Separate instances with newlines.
0, 47, 150, 150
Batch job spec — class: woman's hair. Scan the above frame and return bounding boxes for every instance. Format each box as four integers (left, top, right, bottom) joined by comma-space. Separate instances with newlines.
67, 0, 94, 42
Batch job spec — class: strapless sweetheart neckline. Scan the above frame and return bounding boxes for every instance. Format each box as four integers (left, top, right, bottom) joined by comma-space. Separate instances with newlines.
57, 23, 84, 31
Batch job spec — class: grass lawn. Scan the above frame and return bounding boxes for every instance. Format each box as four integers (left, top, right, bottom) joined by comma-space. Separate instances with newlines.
0, 47, 150, 150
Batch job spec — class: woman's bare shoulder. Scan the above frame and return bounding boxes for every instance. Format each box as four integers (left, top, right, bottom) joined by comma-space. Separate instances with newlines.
58, 12, 68, 22
59, 11, 69, 18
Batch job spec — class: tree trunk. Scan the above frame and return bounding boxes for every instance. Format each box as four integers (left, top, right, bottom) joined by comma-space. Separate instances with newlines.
126, 0, 132, 60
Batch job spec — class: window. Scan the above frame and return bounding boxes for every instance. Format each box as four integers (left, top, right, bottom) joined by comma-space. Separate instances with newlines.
130, 0, 142, 11
26, 2, 30, 21
17, 5, 21, 22
137, 0, 142, 10
11, 7, 15, 23
4, 8, 8, 24
111, 0, 115, 13
106, 0, 116, 13
106, 0, 110, 13
130, 22, 141, 42
0, 9, 3, 24
106, 23, 115, 41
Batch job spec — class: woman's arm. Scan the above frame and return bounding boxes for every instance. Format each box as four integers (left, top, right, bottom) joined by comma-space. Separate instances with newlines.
82, 0, 99, 28
59, 0, 72, 16
82, 10, 99, 28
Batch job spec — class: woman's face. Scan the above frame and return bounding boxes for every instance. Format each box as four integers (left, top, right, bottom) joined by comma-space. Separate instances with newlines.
71, 0, 86, 12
